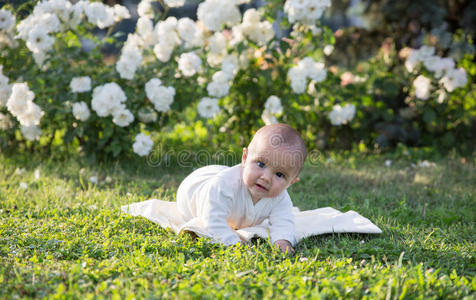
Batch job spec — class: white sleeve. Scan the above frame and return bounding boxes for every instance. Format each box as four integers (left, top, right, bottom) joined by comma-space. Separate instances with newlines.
198, 178, 242, 246
268, 193, 296, 246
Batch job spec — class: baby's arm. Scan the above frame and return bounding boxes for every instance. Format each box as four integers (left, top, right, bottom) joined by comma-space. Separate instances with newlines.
268, 193, 296, 252
199, 178, 242, 245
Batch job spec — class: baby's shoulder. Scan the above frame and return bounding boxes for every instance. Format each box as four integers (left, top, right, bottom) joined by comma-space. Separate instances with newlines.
190, 164, 242, 190
212, 164, 242, 188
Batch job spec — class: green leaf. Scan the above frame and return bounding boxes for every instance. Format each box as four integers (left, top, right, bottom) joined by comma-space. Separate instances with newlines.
423, 109, 437, 124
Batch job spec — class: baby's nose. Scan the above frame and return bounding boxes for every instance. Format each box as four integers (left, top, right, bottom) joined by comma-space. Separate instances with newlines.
261, 169, 272, 182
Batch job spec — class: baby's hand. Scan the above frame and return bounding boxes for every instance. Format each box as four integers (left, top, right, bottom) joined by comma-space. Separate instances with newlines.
274, 239, 294, 254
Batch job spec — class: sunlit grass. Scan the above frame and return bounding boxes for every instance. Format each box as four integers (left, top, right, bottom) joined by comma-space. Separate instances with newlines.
0, 152, 474, 298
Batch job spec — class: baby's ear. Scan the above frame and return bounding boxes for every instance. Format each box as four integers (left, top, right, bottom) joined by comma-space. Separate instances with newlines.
290, 177, 299, 185
241, 147, 248, 164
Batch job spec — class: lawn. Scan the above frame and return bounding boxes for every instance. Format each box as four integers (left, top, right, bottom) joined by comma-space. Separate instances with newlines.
0, 151, 474, 298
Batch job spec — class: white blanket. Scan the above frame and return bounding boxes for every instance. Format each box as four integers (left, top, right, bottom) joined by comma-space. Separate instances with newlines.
121, 199, 382, 244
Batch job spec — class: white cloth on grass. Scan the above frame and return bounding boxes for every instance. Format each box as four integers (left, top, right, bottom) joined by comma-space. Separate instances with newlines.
121, 165, 382, 245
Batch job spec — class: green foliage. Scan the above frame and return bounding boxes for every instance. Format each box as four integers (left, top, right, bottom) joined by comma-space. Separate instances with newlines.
0, 0, 475, 162
0, 152, 474, 298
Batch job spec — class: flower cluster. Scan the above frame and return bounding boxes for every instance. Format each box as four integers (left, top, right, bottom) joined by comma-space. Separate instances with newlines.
196, 0, 242, 32
117, 40, 142, 80
288, 57, 327, 94
328, 104, 356, 126
69, 75, 92, 122
6, 83, 43, 140
405, 46, 468, 100
3, 0, 472, 158
233, 9, 275, 46
91, 82, 134, 127
15, 0, 129, 66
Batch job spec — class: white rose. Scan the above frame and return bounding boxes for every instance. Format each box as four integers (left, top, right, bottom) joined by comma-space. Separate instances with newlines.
37, 13, 60, 33
26, 27, 55, 53
0, 9, 15, 30
17, 101, 43, 127
7, 83, 35, 117
250, 21, 275, 45
136, 16, 154, 37
0, 70, 11, 106
197, 0, 241, 31
178, 52, 202, 77
164, 0, 185, 8
323, 45, 334, 56
261, 110, 278, 125
91, 82, 127, 117
123, 33, 142, 50
405, 50, 420, 72
151, 86, 175, 112
155, 17, 179, 47
133, 133, 154, 156
137, 0, 155, 18
264, 95, 283, 115
328, 103, 355, 125
197, 97, 220, 118
116, 60, 137, 80
290, 78, 307, 94
221, 54, 240, 76
153, 43, 174, 62
177, 17, 197, 43
207, 81, 230, 98
112, 108, 134, 127
85, 2, 115, 29
21, 125, 42, 141
208, 32, 227, 54
116, 46, 142, 80
300, 57, 326, 81
72, 101, 91, 121
70, 76, 92, 93
439, 68, 467, 92
243, 8, 260, 24
113, 4, 130, 22
145, 78, 175, 112
145, 78, 162, 99
413, 75, 432, 100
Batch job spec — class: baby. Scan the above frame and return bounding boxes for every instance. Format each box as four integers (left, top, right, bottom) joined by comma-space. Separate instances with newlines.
176, 123, 306, 253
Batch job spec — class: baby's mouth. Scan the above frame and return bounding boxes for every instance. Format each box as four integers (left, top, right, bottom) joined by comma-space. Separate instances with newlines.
255, 183, 268, 191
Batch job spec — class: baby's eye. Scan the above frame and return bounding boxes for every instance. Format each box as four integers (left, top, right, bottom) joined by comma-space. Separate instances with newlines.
257, 161, 265, 168
276, 172, 285, 178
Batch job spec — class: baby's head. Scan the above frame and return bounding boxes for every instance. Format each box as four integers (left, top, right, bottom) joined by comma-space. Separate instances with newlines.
242, 124, 307, 203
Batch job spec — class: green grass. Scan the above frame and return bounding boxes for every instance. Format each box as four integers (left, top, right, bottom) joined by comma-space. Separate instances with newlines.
0, 152, 475, 299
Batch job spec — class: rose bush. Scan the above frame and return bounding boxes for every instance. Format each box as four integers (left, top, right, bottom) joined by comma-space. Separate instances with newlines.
0, 0, 474, 161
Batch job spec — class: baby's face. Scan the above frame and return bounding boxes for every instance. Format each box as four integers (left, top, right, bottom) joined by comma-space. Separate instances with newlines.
242, 142, 301, 203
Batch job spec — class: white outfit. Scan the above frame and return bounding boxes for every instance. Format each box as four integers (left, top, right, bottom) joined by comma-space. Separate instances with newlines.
176, 164, 296, 246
